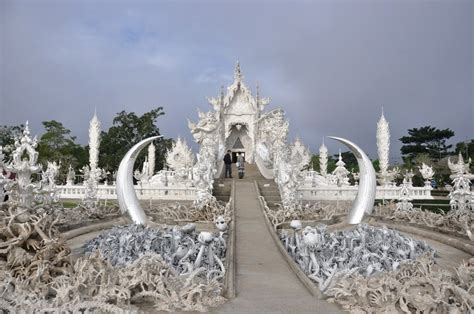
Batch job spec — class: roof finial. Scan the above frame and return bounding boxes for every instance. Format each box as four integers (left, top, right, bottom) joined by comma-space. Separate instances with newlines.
234, 61, 242, 82
24, 120, 30, 135
220, 85, 225, 105
256, 83, 260, 102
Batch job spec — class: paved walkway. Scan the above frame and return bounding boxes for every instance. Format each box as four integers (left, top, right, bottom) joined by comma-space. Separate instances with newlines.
214, 181, 342, 314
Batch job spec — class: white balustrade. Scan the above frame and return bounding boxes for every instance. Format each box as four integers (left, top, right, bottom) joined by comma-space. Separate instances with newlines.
58, 184, 197, 201
298, 185, 433, 201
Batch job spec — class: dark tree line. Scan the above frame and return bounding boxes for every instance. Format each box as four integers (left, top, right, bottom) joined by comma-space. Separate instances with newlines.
400, 126, 455, 164
0, 108, 172, 183
310, 125, 471, 187
99, 108, 172, 176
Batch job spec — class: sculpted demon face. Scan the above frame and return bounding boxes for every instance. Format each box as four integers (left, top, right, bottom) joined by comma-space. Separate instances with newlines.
215, 215, 228, 232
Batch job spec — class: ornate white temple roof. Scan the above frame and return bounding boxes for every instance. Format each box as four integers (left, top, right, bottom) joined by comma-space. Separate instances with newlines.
206, 62, 270, 115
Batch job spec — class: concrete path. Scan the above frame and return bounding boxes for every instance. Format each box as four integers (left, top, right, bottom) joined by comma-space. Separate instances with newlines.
214, 181, 342, 314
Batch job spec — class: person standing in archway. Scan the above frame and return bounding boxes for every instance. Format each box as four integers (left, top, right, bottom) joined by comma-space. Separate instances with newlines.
224, 150, 232, 178
237, 152, 245, 179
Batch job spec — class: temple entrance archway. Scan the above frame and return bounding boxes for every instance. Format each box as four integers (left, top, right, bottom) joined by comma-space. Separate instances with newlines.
231, 137, 245, 163
225, 123, 253, 163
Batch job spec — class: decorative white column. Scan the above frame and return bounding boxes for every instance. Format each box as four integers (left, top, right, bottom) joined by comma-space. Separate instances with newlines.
89, 110, 101, 179
83, 111, 102, 210
3, 121, 42, 208
447, 153, 474, 212
148, 142, 156, 176
66, 165, 75, 185
332, 150, 350, 186
376, 109, 390, 185
319, 141, 328, 177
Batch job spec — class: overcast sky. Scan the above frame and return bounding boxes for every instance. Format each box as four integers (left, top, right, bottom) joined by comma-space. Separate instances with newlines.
1, 0, 472, 163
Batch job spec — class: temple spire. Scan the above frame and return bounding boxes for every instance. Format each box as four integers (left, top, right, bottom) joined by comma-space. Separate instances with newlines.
377, 108, 390, 181
256, 83, 261, 109
319, 140, 328, 177
234, 61, 243, 82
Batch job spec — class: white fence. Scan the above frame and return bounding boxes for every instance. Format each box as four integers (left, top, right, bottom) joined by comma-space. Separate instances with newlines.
59, 184, 197, 201
298, 185, 433, 201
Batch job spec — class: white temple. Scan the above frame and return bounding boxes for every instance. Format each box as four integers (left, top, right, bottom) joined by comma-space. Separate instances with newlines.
187, 62, 283, 177
58, 63, 434, 203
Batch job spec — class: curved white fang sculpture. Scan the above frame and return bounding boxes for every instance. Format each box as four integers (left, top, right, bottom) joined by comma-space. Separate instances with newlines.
328, 136, 376, 224
116, 136, 162, 224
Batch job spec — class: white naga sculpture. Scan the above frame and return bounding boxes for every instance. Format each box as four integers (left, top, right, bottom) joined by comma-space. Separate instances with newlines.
271, 137, 311, 209
447, 153, 473, 212
188, 111, 221, 208
328, 137, 376, 224
289, 137, 311, 171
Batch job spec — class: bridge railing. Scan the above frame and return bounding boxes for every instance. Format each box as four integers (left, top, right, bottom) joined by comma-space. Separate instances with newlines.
58, 184, 198, 201
297, 185, 433, 201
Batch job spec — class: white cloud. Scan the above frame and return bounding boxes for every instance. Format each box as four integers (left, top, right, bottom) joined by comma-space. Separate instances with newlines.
195, 68, 232, 84
147, 53, 179, 70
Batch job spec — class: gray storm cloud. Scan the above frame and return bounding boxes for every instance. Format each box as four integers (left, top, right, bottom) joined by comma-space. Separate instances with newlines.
1, 1, 472, 163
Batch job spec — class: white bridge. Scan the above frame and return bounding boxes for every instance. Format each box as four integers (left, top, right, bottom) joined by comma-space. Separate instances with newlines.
58, 181, 432, 202
298, 186, 432, 201
59, 184, 197, 201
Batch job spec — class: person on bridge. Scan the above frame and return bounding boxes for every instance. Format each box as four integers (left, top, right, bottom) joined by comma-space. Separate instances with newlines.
224, 150, 232, 178
237, 153, 245, 179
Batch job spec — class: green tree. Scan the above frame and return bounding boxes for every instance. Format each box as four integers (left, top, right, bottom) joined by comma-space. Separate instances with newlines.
454, 139, 474, 166
400, 126, 455, 164
310, 154, 336, 173
37, 120, 88, 182
372, 159, 380, 172
310, 155, 320, 171
99, 108, 172, 174
0, 124, 24, 160
333, 151, 359, 173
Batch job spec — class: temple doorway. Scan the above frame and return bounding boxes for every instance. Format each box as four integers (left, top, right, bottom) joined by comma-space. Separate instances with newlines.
231, 137, 245, 163
231, 151, 245, 163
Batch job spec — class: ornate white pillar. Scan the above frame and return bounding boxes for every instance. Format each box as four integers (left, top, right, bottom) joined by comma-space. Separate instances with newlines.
89, 110, 101, 180
84, 111, 101, 210
148, 142, 156, 176
319, 141, 328, 177
376, 109, 390, 185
